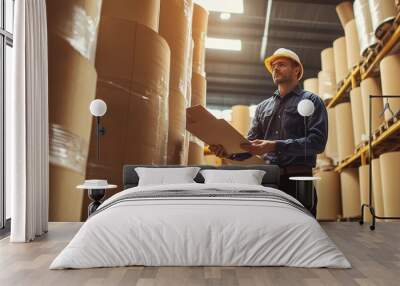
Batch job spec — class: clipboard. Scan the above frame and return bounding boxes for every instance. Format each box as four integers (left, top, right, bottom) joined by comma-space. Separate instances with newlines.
186, 105, 264, 166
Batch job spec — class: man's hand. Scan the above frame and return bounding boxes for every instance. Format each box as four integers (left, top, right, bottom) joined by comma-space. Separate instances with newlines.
209, 144, 229, 158
240, 140, 277, 155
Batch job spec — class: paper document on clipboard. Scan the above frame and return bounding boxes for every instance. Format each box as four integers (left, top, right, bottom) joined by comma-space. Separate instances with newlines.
186, 105, 265, 164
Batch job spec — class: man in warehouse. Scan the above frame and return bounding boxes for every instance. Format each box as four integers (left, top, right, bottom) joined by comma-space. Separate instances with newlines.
209, 48, 328, 217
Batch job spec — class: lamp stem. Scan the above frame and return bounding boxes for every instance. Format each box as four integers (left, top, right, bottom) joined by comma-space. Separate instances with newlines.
96, 116, 100, 161
304, 116, 307, 162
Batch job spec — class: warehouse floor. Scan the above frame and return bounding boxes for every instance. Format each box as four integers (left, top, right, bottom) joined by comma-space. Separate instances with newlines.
0, 222, 399, 286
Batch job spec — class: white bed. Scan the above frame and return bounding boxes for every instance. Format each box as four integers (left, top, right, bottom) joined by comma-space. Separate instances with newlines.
50, 183, 351, 269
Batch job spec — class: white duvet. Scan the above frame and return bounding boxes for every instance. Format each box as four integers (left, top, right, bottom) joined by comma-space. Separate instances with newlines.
50, 183, 351, 269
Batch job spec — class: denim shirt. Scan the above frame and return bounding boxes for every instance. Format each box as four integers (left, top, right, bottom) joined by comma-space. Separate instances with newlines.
246, 86, 328, 168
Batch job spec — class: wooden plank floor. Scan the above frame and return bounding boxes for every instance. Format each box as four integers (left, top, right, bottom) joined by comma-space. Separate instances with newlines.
0, 222, 399, 286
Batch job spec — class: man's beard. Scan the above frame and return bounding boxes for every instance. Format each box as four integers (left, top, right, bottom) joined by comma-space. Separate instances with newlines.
273, 74, 292, 84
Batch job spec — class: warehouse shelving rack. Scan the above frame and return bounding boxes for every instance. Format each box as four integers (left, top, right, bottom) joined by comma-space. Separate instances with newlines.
327, 9, 400, 172
324, 8, 400, 230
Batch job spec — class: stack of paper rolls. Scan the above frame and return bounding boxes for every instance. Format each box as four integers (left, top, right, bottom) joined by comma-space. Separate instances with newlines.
84, 2, 170, 220
47, 0, 102, 221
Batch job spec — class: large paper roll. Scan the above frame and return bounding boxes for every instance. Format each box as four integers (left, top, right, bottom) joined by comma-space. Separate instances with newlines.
380, 152, 400, 218
231, 105, 251, 136
371, 158, 384, 219
47, 0, 103, 221
335, 103, 355, 161
321, 48, 335, 73
359, 165, 373, 222
360, 77, 384, 133
303, 78, 319, 95
333, 37, 349, 84
85, 19, 171, 220
380, 54, 400, 121
340, 168, 361, 218
191, 72, 207, 107
354, 0, 378, 56
48, 38, 98, 222
318, 71, 336, 100
192, 4, 209, 76
94, 20, 170, 162
325, 108, 338, 163
314, 171, 342, 220
101, 0, 160, 32
345, 19, 362, 71
159, 0, 194, 164
350, 87, 366, 145
336, 1, 355, 28
369, 0, 397, 38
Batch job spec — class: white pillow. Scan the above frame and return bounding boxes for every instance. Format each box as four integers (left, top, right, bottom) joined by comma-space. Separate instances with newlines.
200, 169, 266, 185
135, 167, 201, 186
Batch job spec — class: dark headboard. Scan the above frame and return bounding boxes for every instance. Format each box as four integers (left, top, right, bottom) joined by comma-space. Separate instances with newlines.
123, 165, 280, 189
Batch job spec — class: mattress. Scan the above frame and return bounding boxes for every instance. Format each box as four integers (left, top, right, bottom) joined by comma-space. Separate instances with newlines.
50, 183, 351, 269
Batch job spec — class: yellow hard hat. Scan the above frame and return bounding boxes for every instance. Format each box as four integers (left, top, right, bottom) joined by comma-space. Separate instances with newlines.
264, 48, 304, 80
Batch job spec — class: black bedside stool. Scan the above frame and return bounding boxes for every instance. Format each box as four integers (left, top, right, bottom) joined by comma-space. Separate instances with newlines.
77, 180, 117, 216
289, 176, 321, 213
